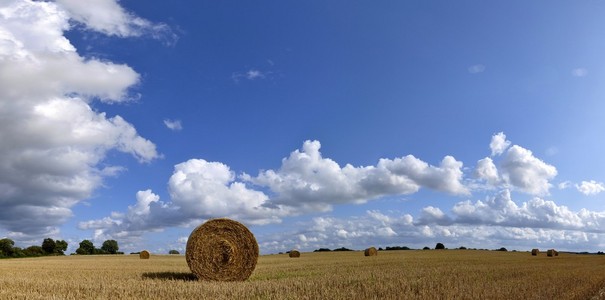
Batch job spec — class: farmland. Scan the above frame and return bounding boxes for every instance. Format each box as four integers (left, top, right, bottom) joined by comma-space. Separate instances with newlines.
1, 250, 605, 299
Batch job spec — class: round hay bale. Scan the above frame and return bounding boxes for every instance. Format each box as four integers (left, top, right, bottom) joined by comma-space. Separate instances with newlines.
364, 247, 378, 256
531, 248, 539, 256
186, 218, 258, 281
554, 250, 559, 256
547, 249, 555, 257
139, 250, 150, 259
289, 250, 301, 258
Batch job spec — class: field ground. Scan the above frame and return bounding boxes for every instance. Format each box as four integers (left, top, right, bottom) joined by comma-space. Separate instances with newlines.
1, 250, 605, 299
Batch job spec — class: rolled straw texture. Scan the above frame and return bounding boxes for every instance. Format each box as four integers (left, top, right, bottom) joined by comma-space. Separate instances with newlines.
289, 250, 301, 258
186, 218, 259, 281
364, 247, 378, 256
139, 250, 150, 259
531, 249, 539, 256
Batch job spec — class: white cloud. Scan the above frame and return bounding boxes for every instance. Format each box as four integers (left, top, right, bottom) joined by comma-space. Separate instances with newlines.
576, 180, 605, 196
468, 64, 486, 74
231, 69, 270, 82
163, 119, 182, 131
255, 203, 605, 253
489, 132, 511, 156
476, 133, 557, 196
0, 0, 159, 240
500, 145, 557, 196
475, 157, 500, 185
55, 0, 176, 43
451, 189, 601, 231
80, 140, 469, 240
417, 206, 451, 225
247, 140, 468, 212
558, 181, 572, 190
572, 68, 588, 77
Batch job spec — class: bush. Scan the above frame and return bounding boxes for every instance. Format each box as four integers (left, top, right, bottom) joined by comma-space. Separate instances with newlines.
169, 250, 180, 255
333, 247, 353, 252
435, 243, 445, 250
313, 248, 331, 252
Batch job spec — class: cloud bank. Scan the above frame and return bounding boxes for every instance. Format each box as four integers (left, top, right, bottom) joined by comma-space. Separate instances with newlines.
0, 0, 163, 239
82, 132, 605, 253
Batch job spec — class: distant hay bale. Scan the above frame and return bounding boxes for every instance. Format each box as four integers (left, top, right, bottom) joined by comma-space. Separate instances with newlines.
186, 218, 259, 281
554, 250, 559, 256
289, 250, 301, 258
547, 249, 556, 257
364, 247, 378, 256
531, 249, 539, 256
139, 250, 150, 259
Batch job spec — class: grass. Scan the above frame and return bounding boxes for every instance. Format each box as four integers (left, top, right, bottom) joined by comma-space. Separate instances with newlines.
1, 250, 605, 299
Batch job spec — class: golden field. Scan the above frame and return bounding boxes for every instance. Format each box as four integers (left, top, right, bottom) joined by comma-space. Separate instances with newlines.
1, 250, 605, 299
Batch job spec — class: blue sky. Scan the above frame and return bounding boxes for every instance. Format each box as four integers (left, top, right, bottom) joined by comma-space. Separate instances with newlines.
1, 0, 605, 254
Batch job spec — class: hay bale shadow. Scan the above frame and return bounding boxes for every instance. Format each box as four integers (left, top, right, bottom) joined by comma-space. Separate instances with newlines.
142, 272, 197, 281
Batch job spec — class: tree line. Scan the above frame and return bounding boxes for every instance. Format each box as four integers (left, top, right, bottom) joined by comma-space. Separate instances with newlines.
0, 238, 68, 258
0, 238, 122, 258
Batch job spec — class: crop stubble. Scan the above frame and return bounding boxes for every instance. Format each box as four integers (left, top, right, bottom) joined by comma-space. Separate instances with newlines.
1, 250, 605, 299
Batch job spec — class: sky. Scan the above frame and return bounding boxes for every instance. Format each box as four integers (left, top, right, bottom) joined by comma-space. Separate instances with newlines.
1, 0, 605, 255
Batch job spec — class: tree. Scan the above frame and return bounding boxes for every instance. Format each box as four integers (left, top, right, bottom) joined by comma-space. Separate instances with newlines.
435, 243, 445, 250
101, 240, 119, 254
55, 240, 68, 255
76, 240, 95, 255
42, 238, 56, 254
23, 246, 45, 257
0, 238, 15, 257
169, 250, 180, 255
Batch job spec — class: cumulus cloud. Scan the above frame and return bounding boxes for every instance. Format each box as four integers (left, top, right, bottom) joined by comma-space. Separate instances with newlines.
81, 135, 586, 252
0, 0, 159, 240
475, 133, 557, 196
163, 119, 182, 131
248, 140, 469, 212
474, 157, 500, 186
81, 140, 469, 240
500, 145, 557, 196
576, 180, 605, 196
256, 203, 605, 253
449, 189, 605, 232
489, 132, 510, 156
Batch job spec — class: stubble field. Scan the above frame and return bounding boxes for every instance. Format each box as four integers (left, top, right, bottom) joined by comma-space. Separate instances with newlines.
1, 250, 605, 299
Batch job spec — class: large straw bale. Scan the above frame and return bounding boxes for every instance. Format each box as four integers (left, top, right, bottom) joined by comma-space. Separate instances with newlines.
289, 250, 301, 258
364, 247, 378, 256
139, 250, 150, 259
547, 249, 556, 257
531, 249, 539, 256
186, 218, 258, 281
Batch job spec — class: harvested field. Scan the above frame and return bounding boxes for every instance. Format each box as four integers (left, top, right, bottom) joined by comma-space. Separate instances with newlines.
1, 250, 605, 299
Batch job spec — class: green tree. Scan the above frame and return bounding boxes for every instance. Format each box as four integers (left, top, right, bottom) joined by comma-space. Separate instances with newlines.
169, 250, 180, 255
55, 240, 68, 255
76, 240, 95, 255
0, 238, 15, 257
23, 246, 45, 257
435, 243, 445, 250
101, 240, 119, 254
42, 238, 56, 254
